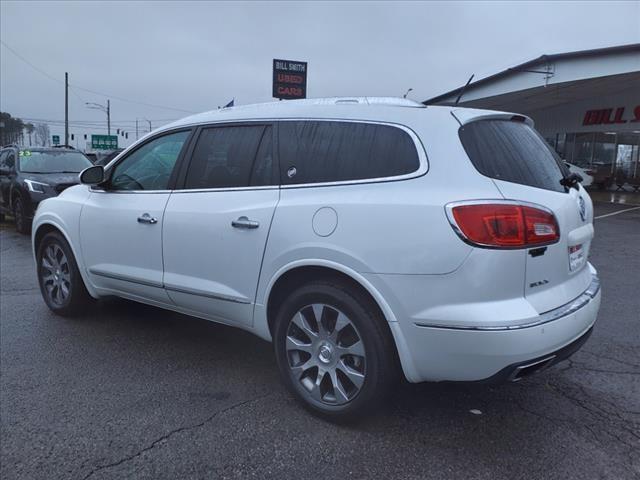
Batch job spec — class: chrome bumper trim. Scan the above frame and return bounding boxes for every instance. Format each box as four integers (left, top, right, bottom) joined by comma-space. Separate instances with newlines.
415, 274, 600, 331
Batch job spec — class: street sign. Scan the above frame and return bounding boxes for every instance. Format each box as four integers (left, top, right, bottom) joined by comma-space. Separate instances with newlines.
52, 135, 60, 145
273, 59, 307, 100
91, 134, 118, 150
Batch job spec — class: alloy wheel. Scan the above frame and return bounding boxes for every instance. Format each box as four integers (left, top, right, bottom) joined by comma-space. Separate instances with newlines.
40, 243, 71, 306
285, 303, 366, 406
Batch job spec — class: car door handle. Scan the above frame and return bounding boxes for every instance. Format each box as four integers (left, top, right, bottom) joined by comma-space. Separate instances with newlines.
137, 213, 158, 224
231, 216, 259, 229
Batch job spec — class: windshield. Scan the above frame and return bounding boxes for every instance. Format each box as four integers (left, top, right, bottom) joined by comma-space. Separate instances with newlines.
18, 150, 92, 174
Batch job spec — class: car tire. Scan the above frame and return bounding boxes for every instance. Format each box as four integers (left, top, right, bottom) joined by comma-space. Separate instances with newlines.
13, 197, 31, 235
36, 231, 92, 316
273, 279, 397, 422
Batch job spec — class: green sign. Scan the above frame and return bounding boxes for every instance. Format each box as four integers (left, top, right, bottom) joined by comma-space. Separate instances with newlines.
91, 135, 118, 150
52, 135, 60, 145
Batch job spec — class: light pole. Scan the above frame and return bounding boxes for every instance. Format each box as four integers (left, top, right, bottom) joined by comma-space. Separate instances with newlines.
86, 100, 111, 135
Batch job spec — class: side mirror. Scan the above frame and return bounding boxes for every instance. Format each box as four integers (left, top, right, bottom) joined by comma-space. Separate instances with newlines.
79, 165, 105, 185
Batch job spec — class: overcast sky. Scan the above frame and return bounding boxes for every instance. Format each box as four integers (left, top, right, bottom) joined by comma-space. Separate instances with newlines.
1, 0, 639, 147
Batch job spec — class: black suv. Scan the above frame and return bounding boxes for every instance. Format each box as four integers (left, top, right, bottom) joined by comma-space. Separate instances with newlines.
0, 145, 92, 234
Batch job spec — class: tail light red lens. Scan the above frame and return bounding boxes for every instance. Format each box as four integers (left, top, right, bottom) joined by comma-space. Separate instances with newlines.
448, 202, 559, 248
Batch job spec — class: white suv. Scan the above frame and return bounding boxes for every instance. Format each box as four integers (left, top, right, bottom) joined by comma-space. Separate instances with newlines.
32, 97, 600, 420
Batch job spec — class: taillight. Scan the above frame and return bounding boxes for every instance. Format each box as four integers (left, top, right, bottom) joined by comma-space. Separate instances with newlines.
447, 202, 559, 249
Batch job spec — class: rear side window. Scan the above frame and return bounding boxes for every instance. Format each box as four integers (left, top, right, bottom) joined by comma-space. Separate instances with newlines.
278, 121, 420, 185
184, 125, 274, 189
459, 120, 566, 193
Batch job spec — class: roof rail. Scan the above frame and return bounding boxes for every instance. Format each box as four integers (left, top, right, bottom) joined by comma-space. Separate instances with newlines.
286, 97, 425, 108
1, 143, 20, 149
51, 144, 76, 150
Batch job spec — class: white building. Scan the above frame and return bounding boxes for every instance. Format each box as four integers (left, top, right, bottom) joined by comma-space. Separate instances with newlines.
424, 44, 640, 182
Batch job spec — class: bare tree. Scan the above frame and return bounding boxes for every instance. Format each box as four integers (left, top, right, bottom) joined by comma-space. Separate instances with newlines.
0, 112, 25, 144
24, 123, 35, 146
34, 123, 51, 146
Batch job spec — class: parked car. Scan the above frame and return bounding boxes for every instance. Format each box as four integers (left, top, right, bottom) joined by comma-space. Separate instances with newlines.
590, 163, 615, 189
93, 148, 125, 167
564, 162, 594, 187
0, 145, 92, 233
31, 98, 601, 420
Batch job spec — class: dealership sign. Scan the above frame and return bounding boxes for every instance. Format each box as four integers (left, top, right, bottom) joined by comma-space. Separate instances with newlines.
273, 59, 307, 100
582, 105, 640, 126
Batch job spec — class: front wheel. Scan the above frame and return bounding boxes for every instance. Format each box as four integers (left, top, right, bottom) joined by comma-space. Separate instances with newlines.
13, 197, 31, 234
273, 280, 397, 421
36, 231, 92, 316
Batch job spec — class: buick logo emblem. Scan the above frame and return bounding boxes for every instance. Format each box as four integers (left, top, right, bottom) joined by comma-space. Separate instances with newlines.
578, 196, 586, 222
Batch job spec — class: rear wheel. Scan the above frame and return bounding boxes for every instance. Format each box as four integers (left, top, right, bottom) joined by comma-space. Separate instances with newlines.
273, 280, 396, 421
13, 197, 30, 234
36, 231, 92, 316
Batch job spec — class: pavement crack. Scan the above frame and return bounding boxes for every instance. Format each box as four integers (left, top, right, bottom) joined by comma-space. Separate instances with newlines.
80, 392, 273, 480
581, 349, 640, 369
573, 362, 639, 376
548, 382, 640, 443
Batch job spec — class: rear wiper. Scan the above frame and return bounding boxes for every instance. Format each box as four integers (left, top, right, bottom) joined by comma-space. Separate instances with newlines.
560, 173, 582, 190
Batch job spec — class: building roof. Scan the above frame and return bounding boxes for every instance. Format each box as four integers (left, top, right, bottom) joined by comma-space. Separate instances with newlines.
423, 43, 640, 105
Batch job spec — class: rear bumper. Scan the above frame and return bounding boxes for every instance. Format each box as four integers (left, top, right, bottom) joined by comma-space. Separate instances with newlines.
479, 325, 593, 383
376, 271, 601, 383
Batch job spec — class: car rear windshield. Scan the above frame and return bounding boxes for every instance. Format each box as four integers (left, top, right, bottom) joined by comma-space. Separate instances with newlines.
459, 119, 567, 193
19, 150, 92, 174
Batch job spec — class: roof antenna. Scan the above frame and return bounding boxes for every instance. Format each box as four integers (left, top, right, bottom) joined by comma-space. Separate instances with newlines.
403, 88, 413, 99
454, 74, 474, 106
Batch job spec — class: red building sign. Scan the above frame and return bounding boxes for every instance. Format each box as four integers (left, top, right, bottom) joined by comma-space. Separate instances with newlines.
582, 105, 640, 126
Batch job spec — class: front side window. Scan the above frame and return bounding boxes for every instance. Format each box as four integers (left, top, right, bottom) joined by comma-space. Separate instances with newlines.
278, 121, 420, 185
5, 151, 16, 169
0, 151, 8, 169
110, 130, 190, 191
184, 125, 273, 189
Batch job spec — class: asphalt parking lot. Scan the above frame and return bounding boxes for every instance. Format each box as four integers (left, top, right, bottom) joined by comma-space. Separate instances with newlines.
1, 202, 639, 480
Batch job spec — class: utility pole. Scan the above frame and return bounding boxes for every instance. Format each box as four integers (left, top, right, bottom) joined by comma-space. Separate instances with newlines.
136, 118, 139, 140
65, 72, 69, 146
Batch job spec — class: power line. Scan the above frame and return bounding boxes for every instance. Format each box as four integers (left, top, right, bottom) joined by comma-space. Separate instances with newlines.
0, 40, 63, 84
69, 84, 195, 113
1, 40, 196, 114
19, 117, 178, 125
